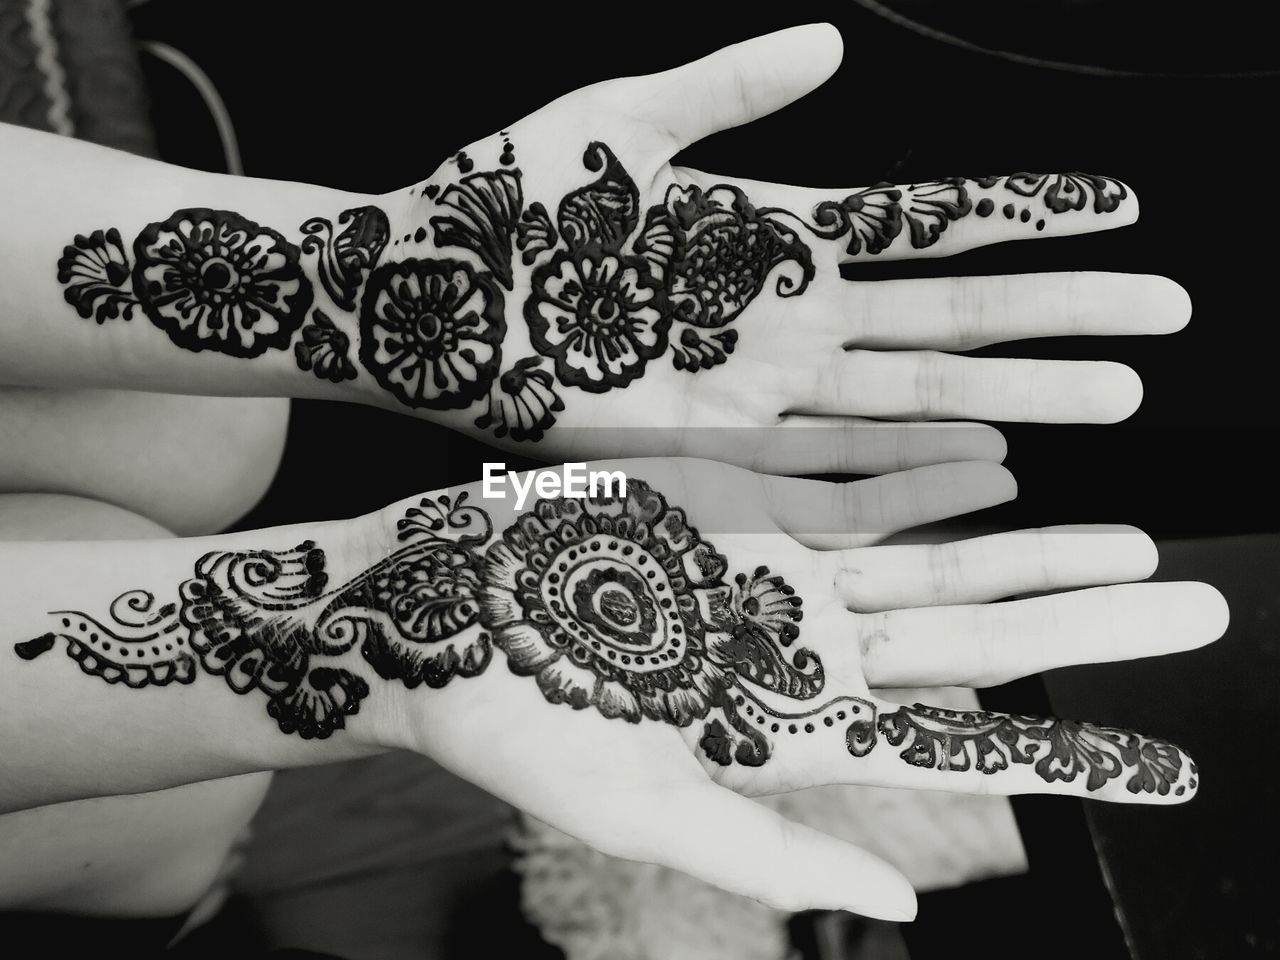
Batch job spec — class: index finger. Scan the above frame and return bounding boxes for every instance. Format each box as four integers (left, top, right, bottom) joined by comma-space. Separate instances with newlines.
672, 167, 1138, 263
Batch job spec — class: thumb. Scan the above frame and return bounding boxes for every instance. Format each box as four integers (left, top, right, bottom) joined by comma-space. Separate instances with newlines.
634, 23, 844, 151
609, 783, 918, 921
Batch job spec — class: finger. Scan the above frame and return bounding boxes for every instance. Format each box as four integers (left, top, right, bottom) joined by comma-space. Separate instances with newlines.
706, 691, 1199, 804
858, 697, 1200, 803
656, 418, 1006, 475
672, 167, 1137, 262
831, 524, 1157, 612
586, 419, 1005, 476
638, 784, 917, 919
770, 418, 1007, 474
855, 581, 1229, 688
634, 24, 843, 151
793, 350, 1143, 423
848, 273, 1191, 351
765, 461, 1016, 549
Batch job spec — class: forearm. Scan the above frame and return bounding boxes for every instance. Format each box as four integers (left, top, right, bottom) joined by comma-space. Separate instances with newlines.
0, 506, 406, 812
0, 123, 384, 401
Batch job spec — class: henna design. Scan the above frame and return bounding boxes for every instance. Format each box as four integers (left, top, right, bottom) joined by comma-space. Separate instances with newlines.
878, 703, 1193, 796
811, 179, 972, 256
358, 257, 506, 409
55, 136, 1130, 444
299, 206, 390, 311
14, 481, 1191, 793
295, 309, 358, 383
523, 143, 668, 392
30, 590, 196, 688
515, 202, 556, 265
430, 168, 524, 290
637, 183, 814, 371
132, 209, 312, 358
477, 483, 874, 766
974, 173, 1127, 216
474, 356, 564, 442
810, 172, 1125, 252
56, 228, 139, 322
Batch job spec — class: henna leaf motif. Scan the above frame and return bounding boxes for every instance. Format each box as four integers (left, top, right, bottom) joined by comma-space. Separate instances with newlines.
556, 141, 640, 252
430, 170, 525, 289
300, 206, 390, 311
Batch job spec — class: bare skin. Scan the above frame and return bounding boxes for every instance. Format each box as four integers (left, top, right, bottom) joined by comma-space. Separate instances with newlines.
0, 392, 287, 917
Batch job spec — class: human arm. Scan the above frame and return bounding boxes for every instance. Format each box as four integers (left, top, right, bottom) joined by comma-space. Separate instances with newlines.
0, 24, 1189, 475
2, 457, 1226, 919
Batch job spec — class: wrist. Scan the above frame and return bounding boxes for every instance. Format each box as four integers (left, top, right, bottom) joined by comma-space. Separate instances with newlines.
348, 484, 511, 753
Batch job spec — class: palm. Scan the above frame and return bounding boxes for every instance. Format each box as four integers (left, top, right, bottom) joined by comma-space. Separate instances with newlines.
400, 457, 1223, 918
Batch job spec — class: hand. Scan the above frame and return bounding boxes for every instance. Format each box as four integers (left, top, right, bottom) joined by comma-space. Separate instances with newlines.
31, 457, 1220, 914
310, 23, 1188, 474
357, 458, 1224, 919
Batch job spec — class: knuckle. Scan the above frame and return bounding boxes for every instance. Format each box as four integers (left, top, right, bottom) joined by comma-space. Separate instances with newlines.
948, 276, 989, 345
925, 541, 964, 604
913, 351, 950, 415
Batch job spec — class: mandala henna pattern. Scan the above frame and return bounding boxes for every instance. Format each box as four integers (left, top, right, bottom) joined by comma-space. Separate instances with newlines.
14, 480, 1190, 791
132, 209, 313, 358
55, 135, 1130, 442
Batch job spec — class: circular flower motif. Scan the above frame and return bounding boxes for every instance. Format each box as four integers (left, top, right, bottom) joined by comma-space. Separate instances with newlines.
359, 258, 505, 409
524, 249, 668, 393
133, 209, 311, 357
479, 483, 733, 725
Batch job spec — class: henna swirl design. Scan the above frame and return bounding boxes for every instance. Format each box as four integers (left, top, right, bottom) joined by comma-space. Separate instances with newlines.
17, 589, 195, 688
300, 206, 390, 311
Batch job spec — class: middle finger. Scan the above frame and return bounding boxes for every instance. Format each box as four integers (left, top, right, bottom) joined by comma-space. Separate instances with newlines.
791, 349, 1143, 422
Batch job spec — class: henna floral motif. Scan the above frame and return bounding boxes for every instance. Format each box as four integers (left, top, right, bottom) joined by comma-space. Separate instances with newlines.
877, 703, 1191, 796
975, 173, 1127, 215
133, 209, 312, 358
521, 142, 673, 391
430, 169, 525, 290
640, 185, 813, 322
55, 133, 1136, 446
28, 495, 495, 739
637, 183, 814, 371
478, 482, 857, 767
516, 202, 556, 265
295, 309, 358, 383
56, 228, 139, 322
359, 258, 506, 409
479, 484, 734, 724
474, 356, 564, 442
811, 179, 972, 256
322, 494, 494, 691
525, 250, 667, 391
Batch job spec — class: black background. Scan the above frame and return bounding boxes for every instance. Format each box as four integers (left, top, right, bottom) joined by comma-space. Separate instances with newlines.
125, 2, 1279, 958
